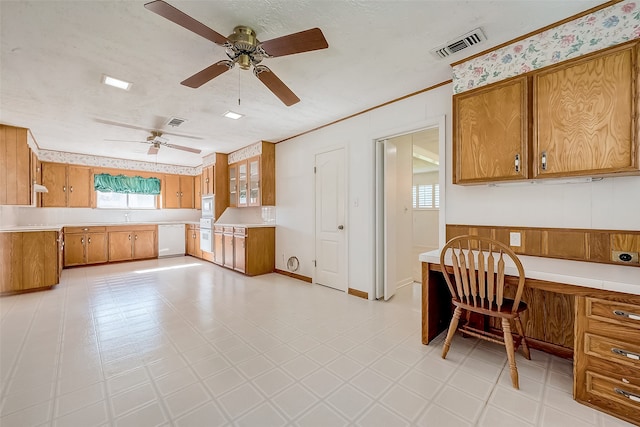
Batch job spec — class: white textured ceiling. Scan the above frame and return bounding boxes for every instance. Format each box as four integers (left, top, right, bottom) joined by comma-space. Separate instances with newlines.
0, 0, 603, 167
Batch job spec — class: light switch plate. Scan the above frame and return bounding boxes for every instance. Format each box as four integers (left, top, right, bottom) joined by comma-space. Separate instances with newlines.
510, 232, 521, 247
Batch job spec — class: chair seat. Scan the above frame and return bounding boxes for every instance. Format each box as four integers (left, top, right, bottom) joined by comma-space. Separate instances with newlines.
453, 298, 528, 319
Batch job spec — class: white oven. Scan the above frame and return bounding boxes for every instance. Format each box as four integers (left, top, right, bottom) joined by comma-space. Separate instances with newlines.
202, 195, 214, 218
200, 217, 213, 253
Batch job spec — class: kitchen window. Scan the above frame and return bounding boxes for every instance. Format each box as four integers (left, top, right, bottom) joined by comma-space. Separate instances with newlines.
413, 184, 439, 209
96, 191, 157, 209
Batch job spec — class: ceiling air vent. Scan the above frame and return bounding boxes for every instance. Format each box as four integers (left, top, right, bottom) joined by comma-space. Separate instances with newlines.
166, 117, 186, 127
430, 28, 487, 59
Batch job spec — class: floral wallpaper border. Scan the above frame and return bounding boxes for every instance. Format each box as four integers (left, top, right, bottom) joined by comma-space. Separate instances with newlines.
37, 149, 200, 176
452, 0, 640, 94
228, 142, 262, 164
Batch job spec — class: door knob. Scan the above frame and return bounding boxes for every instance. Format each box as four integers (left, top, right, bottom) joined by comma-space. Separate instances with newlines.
338, 225, 344, 230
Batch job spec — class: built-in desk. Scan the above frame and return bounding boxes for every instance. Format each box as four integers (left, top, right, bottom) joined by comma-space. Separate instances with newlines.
420, 250, 640, 425
420, 250, 640, 348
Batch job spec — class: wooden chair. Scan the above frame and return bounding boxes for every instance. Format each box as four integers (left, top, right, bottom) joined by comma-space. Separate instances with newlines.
439, 235, 531, 389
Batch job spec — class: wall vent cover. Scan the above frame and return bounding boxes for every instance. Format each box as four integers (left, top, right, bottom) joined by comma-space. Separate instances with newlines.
166, 117, 186, 127
430, 28, 487, 59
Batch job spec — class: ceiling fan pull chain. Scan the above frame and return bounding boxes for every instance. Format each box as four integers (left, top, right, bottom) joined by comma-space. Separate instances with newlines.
238, 68, 241, 106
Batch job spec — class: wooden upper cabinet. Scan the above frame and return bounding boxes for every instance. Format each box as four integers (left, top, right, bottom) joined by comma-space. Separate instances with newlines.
41, 163, 92, 207
179, 175, 194, 209
67, 165, 92, 207
41, 162, 68, 207
228, 164, 238, 207
534, 41, 639, 177
163, 174, 181, 209
0, 125, 33, 205
227, 141, 276, 207
453, 76, 530, 184
248, 156, 261, 207
163, 174, 195, 209
194, 174, 201, 210
201, 164, 214, 195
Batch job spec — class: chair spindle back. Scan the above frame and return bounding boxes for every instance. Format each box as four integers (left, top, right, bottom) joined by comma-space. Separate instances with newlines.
440, 236, 526, 312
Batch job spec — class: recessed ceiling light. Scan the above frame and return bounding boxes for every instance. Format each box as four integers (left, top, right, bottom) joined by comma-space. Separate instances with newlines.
101, 74, 132, 91
223, 111, 243, 120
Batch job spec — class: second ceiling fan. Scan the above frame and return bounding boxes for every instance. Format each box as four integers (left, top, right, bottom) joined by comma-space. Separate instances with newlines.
144, 0, 329, 106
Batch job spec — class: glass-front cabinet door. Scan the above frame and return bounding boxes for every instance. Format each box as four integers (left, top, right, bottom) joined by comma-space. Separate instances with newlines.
238, 161, 248, 207
248, 157, 260, 206
228, 164, 237, 207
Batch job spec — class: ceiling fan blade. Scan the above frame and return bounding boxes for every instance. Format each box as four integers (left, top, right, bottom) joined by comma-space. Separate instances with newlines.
254, 66, 300, 106
259, 28, 328, 57
165, 143, 202, 154
147, 145, 160, 155
181, 60, 233, 88
96, 119, 204, 140
104, 139, 145, 143
144, 0, 229, 45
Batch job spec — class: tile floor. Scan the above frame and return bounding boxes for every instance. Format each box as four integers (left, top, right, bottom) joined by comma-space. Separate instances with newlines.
0, 257, 635, 427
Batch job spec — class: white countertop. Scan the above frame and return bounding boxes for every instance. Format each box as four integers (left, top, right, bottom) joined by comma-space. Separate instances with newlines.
213, 222, 275, 228
420, 249, 640, 296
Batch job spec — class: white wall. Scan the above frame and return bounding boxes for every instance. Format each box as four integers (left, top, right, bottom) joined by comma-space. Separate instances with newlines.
0, 206, 19, 227
275, 84, 452, 297
275, 78, 640, 299
446, 174, 640, 231
11, 207, 200, 225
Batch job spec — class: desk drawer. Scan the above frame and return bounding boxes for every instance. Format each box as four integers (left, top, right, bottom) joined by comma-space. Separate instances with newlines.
583, 370, 640, 420
584, 333, 640, 370
586, 298, 640, 331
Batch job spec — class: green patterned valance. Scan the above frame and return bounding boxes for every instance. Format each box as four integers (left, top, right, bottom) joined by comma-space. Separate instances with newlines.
94, 174, 161, 195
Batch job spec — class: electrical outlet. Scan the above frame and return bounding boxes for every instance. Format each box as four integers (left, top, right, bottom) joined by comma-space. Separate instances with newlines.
509, 232, 521, 247
611, 251, 639, 264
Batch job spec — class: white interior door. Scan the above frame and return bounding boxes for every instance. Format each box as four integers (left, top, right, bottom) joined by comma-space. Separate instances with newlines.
315, 148, 346, 291
383, 139, 398, 300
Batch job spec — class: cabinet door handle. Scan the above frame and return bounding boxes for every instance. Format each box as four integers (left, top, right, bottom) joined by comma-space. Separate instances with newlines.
612, 348, 640, 361
541, 151, 547, 171
70, 186, 74, 192
88, 237, 91, 244
63, 186, 66, 192
81, 238, 84, 244
514, 154, 520, 173
83, 228, 89, 231
128, 234, 131, 240
615, 388, 640, 403
613, 310, 640, 321
135, 235, 138, 240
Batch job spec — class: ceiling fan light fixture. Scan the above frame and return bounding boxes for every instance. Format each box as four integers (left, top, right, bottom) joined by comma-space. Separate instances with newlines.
101, 74, 132, 91
223, 110, 243, 120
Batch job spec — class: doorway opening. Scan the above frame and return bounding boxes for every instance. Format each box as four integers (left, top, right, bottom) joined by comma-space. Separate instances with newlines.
375, 117, 445, 300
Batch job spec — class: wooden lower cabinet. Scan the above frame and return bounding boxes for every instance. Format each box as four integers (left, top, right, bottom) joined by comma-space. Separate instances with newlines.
223, 227, 234, 269
0, 231, 61, 294
107, 226, 157, 262
186, 224, 201, 258
213, 226, 224, 265
63, 227, 108, 267
574, 296, 640, 425
233, 228, 246, 274
214, 225, 274, 276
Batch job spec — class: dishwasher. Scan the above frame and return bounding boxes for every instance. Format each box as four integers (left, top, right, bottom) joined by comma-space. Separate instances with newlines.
158, 224, 186, 257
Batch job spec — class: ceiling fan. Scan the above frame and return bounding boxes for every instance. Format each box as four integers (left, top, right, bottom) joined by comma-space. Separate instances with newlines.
106, 131, 202, 155
144, 0, 329, 106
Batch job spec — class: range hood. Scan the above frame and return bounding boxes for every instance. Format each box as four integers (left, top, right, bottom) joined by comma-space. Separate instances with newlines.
33, 183, 48, 193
